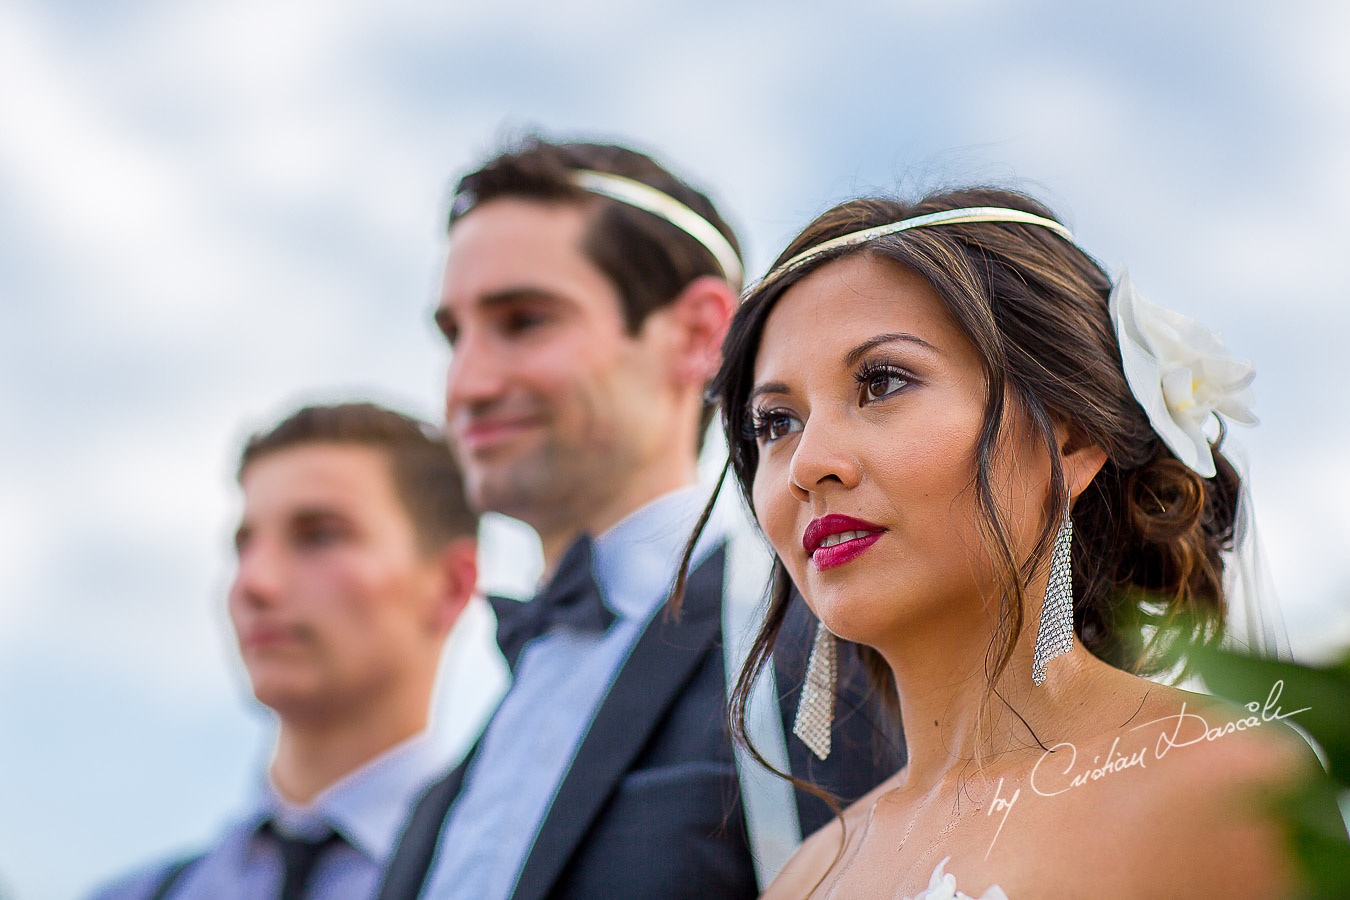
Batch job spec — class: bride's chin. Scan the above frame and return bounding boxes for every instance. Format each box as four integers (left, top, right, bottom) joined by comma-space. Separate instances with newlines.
804, 588, 927, 651
809, 581, 985, 660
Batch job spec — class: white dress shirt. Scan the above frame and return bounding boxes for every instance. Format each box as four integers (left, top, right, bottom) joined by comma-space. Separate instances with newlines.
422, 485, 721, 900
91, 730, 453, 900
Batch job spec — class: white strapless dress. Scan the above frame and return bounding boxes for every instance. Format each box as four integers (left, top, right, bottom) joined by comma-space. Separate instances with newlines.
904, 857, 1008, 900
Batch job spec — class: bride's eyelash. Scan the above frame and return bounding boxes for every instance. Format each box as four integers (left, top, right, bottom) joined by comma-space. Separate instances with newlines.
853, 359, 916, 390
746, 406, 787, 439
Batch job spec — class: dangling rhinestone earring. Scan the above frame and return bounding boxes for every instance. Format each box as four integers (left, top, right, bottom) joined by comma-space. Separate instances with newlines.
1032, 491, 1075, 686
793, 620, 837, 760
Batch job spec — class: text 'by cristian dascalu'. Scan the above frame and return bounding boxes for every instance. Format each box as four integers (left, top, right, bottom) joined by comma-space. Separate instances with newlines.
981, 680, 1309, 858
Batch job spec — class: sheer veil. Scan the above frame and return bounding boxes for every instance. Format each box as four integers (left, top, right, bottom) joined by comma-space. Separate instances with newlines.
1219, 442, 1292, 661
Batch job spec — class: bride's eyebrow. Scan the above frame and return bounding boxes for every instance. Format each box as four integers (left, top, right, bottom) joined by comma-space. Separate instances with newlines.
748, 381, 790, 403
845, 332, 938, 367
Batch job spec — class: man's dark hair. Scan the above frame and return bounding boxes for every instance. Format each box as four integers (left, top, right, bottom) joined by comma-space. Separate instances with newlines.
449, 136, 741, 445
238, 402, 478, 553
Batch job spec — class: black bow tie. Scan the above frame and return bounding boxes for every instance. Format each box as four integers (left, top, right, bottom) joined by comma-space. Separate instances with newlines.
260, 820, 346, 900
491, 535, 617, 671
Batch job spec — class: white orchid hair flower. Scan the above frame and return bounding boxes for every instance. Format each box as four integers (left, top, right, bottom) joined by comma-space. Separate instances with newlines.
1108, 270, 1257, 478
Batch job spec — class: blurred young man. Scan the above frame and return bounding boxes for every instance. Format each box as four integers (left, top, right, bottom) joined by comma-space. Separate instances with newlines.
379, 138, 902, 900
94, 402, 478, 900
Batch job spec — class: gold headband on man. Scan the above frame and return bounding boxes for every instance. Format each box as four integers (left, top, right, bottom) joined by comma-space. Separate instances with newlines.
569, 170, 744, 290
760, 206, 1074, 287
450, 170, 743, 290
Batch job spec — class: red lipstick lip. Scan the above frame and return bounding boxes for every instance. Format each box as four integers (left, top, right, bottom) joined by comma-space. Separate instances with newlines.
803, 514, 885, 553
802, 514, 886, 571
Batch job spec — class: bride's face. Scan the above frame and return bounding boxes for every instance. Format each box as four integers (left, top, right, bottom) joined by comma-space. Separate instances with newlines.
749, 254, 1051, 645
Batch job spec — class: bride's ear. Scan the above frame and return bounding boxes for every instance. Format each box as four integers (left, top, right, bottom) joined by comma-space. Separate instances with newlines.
1055, 422, 1108, 499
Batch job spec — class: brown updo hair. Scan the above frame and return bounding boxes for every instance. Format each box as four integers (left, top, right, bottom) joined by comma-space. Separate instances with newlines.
698, 186, 1240, 744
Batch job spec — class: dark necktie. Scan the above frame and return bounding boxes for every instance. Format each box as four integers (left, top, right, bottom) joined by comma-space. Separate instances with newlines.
263, 821, 345, 900
491, 535, 616, 670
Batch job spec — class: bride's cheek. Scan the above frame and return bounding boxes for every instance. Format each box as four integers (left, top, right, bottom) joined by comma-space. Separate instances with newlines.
752, 468, 790, 557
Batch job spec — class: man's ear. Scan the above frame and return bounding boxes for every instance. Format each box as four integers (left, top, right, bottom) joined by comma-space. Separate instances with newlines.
430, 536, 477, 635
662, 275, 736, 385
1055, 422, 1109, 500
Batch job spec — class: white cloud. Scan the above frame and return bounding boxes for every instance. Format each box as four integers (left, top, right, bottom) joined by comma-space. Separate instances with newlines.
4, 2, 1350, 896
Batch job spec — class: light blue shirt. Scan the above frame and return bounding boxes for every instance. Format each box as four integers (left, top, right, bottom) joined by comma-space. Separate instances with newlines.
91, 731, 452, 900
423, 485, 721, 900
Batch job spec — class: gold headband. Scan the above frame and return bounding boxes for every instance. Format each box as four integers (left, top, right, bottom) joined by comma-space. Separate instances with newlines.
570, 170, 744, 290
760, 206, 1074, 287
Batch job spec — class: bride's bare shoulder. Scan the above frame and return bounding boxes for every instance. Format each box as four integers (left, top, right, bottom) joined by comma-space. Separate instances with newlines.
1069, 676, 1325, 896
760, 772, 904, 900
1124, 679, 1321, 783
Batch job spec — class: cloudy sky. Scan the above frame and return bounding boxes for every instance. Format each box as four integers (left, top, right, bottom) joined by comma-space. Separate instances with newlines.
2, 1, 1348, 897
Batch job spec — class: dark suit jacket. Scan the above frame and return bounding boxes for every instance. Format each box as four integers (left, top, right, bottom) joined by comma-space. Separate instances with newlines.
378, 543, 903, 900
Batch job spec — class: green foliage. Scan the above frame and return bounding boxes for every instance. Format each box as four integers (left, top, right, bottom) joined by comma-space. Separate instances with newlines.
1188, 642, 1350, 900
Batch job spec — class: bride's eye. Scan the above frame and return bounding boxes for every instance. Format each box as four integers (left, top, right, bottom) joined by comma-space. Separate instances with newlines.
750, 407, 801, 443
858, 364, 910, 402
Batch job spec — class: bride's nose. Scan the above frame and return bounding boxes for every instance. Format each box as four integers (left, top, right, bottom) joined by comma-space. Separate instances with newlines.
787, 417, 863, 501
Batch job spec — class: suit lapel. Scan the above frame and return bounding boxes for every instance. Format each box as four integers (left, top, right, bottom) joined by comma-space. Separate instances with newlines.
374, 744, 477, 900
510, 545, 726, 900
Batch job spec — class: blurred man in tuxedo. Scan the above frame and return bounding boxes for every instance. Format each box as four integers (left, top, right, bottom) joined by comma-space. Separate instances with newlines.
93, 402, 478, 900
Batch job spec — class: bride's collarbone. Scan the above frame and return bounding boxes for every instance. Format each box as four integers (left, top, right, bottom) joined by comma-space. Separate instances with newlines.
787, 770, 1020, 897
